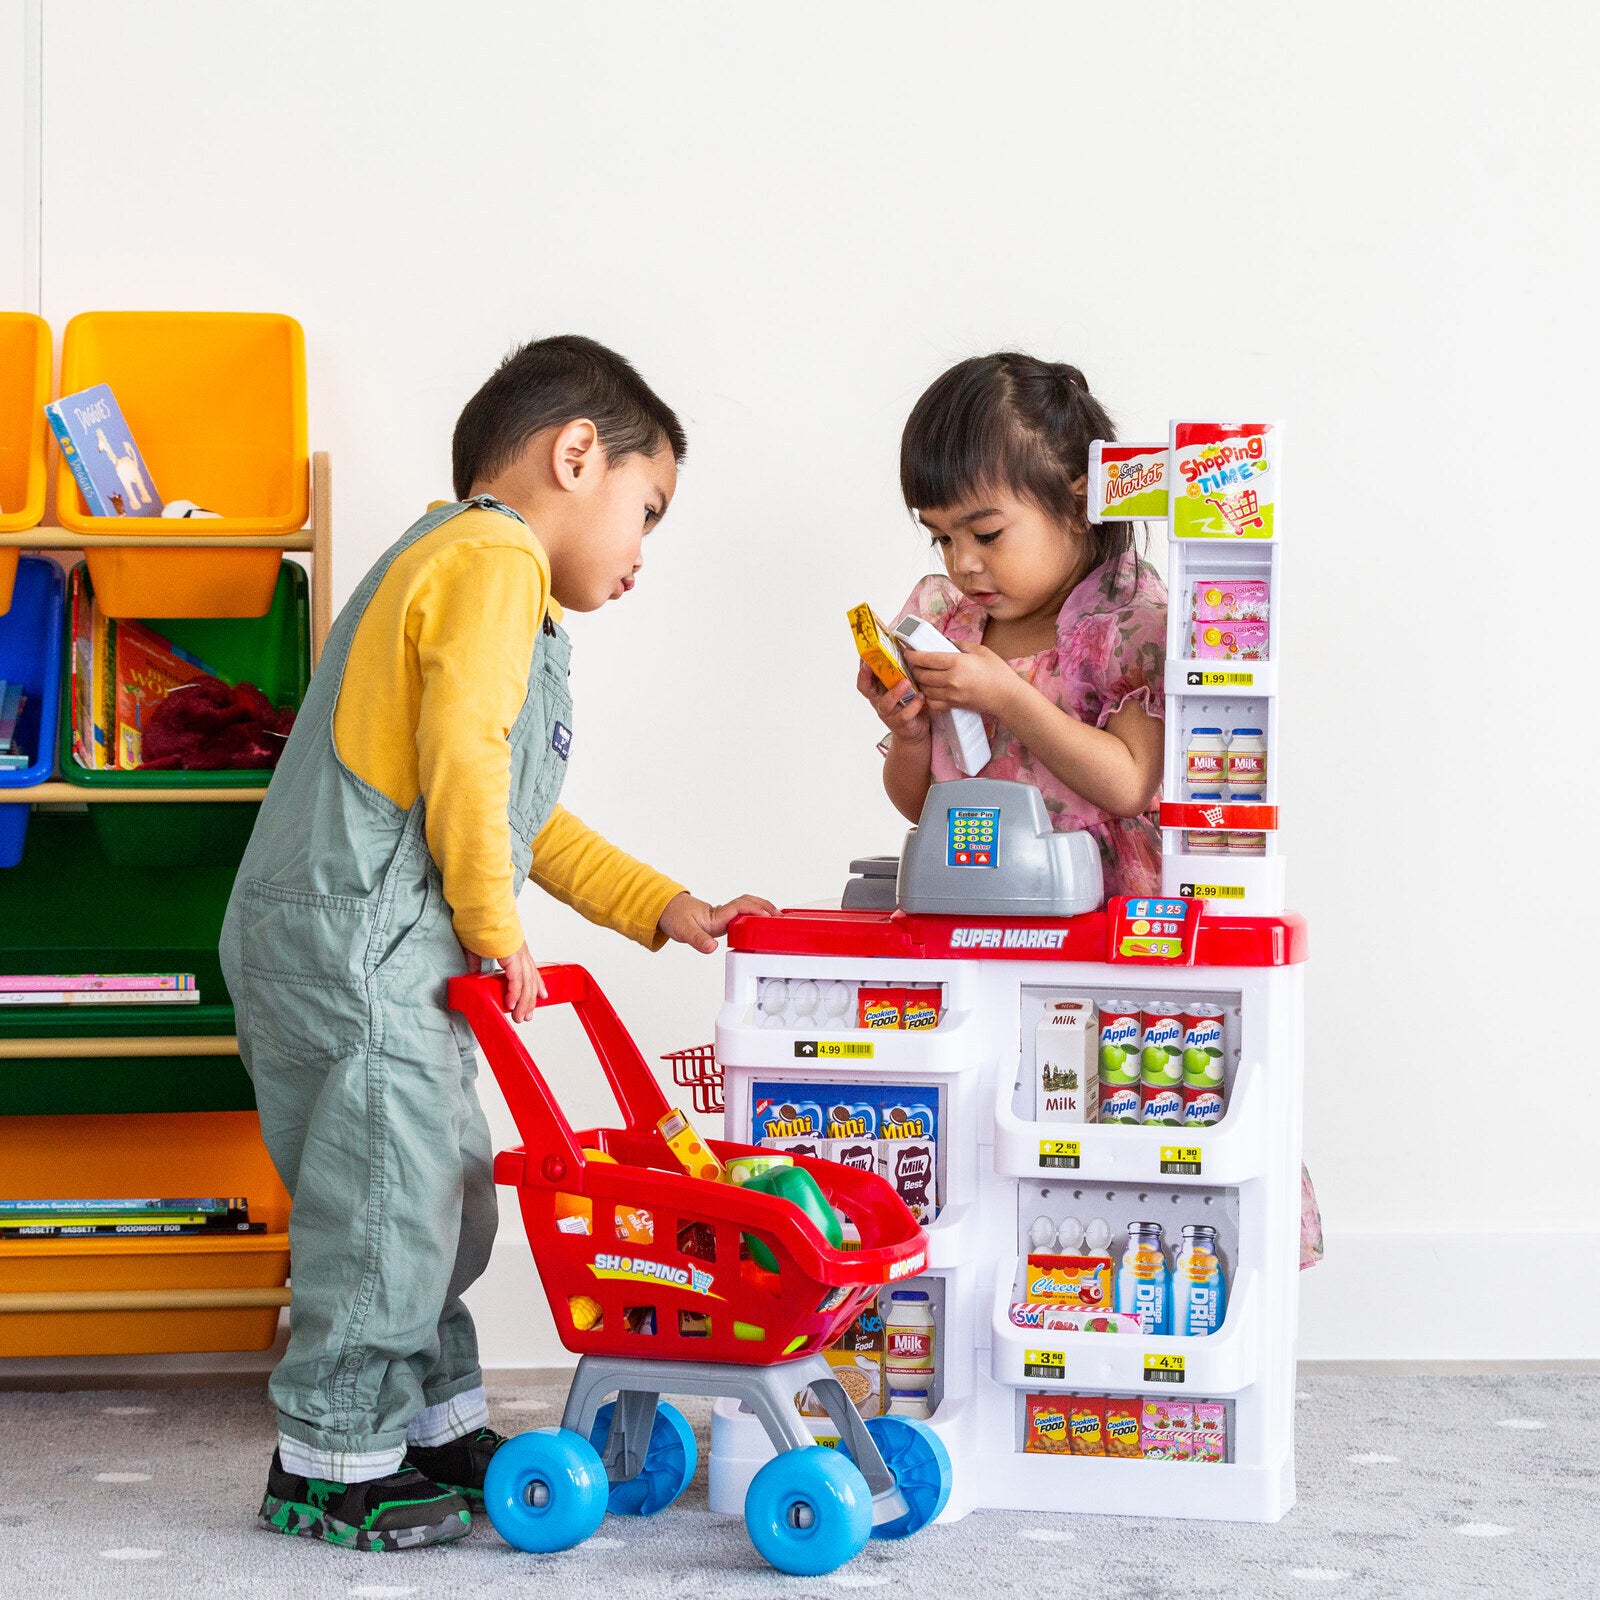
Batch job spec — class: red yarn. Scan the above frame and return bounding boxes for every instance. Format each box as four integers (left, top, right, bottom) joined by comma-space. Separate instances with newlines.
138, 675, 295, 771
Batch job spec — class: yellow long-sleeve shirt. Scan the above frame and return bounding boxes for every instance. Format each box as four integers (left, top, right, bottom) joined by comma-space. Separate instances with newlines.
333, 504, 685, 959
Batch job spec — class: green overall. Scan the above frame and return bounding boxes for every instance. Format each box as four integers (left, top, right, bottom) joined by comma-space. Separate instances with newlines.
219, 496, 572, 1480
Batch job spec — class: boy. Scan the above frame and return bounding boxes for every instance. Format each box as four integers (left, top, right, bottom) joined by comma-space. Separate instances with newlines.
219, 335, 773, 1551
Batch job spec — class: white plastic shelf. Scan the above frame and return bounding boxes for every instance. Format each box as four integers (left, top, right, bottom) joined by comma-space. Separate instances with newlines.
714, 1005, 984, 1077
1164, 659, 1279, 698
988, 1263, 1259, 1397
993, 1054, 1266, 1186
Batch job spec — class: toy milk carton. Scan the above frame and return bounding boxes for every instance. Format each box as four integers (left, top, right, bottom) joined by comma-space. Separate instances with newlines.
1170, 421, 1278, 541
1087, 440, 1169, 523
1037, 1000, 1100, 1123
878, 1092, 939, 1225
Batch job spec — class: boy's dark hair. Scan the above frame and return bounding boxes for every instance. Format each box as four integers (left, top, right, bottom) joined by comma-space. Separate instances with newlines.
900, 351, 1134, 592
452, 334, 687, 499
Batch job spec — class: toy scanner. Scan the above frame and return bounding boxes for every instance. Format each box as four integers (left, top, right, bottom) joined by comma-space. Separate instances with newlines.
893, 779, 1105, 917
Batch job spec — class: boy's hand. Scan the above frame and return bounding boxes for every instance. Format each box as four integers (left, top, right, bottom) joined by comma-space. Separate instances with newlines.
463, 941, 547, 1023
658, 891, 779, 954
857, 662, 930, 745
902, 642, 1020, 718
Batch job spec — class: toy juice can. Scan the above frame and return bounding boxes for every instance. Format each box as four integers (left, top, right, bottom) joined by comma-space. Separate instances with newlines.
1140, 1083, 1184, 1126
1099, 1084, 1142, 1125
1139, 1003, 1185, 1088
725, 1153, 794, 1186
1180, 1005, 1226, 1087
1181, 1083, 1225, 1127
1097, 1000, 1143, 1087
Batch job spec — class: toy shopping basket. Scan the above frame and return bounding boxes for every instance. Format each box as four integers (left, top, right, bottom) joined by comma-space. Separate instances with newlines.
449, 966, 952, 1576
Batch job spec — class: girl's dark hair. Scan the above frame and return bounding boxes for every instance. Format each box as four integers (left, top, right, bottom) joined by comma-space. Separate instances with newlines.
900, 351, 1134, 591
453, 333, 686, 500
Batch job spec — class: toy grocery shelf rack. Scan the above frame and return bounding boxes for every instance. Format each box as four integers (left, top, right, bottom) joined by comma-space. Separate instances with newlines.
0, 455, 331, 1357
705, 905, 1306, 1526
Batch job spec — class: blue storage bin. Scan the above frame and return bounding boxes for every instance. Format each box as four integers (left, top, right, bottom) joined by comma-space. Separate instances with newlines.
0, 557, 65, 867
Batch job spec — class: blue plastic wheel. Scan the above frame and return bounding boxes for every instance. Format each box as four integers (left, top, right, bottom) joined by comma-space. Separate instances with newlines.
483, 1427, 609, 1553
587, 1399, 699, 1515
743, 1445, 873, 1576
843, 1415, 953, 1539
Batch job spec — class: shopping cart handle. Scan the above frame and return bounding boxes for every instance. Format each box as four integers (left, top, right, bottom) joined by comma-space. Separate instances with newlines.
448, 965, 674, 1184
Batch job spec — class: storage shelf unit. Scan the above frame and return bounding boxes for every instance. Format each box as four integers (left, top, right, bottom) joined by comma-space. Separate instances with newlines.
0, 315, 330, 1352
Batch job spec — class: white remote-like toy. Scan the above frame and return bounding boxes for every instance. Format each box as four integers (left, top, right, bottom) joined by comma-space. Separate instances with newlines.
892, 614, 993, 776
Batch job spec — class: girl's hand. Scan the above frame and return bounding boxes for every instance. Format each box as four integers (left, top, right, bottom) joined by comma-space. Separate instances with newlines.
658, 891, 779, 954
857, 662, 930, 745
902, 641, 1020, 718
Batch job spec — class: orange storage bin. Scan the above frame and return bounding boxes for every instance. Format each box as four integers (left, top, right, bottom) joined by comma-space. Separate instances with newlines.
0, 1110, 290, 1357
0, 312, 53, 613
55, 311, 308, 618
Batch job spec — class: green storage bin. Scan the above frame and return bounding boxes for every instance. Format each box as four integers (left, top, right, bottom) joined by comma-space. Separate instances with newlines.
57, 559, 310, 866
0, 812, 251, 1115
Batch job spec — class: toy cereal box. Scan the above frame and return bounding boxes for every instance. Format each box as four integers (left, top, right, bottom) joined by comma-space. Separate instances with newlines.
1088, 440, 1169, 523
1171, 421, 1277, 541
1024, 1394, 1072, 1455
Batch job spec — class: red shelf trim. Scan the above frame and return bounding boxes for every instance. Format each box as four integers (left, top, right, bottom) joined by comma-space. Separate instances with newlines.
1159, 801, 1279, 831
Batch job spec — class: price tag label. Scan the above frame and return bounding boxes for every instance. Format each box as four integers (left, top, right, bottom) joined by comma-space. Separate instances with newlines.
1178, 882, 1246, 902
794, 1041, 875, 1060
1160, 1145, 1203, 1176
1024, 1349, 1066, 1380
1038, 1139, 1081, 1170
1110, 897, 1199, 964
1144, 1353, 1186, 1383
1183, 669, 1255, 688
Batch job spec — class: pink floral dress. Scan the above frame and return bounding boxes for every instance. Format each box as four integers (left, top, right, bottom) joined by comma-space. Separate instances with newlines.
889, 555, 1326, 1269
892, 554, 1167, 898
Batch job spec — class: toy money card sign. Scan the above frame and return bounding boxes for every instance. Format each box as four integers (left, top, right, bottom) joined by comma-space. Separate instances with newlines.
1171, 422, 1277, 540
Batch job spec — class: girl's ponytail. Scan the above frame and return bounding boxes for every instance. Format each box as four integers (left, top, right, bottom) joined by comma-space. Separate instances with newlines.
901, 352, 1138, 600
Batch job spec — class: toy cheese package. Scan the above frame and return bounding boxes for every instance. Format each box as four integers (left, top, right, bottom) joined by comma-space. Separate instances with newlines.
753, 1082, 941, 1224
1171, 421, 1278, 540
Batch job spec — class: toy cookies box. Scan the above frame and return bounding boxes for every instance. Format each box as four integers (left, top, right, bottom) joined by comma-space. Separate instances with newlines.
751, 1088, 825, 1146
1170, 421, 1278, 541
1087, 440, 1169, 523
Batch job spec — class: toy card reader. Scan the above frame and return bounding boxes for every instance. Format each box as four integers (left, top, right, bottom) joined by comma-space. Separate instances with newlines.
897, 779, 1105, 917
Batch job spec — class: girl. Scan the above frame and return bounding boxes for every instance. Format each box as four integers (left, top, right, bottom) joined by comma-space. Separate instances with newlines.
859, 350, 1324, 1269
859, 351, 1166, 897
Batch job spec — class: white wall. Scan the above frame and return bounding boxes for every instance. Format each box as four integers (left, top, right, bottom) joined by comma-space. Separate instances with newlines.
9, 0, 1597, 1368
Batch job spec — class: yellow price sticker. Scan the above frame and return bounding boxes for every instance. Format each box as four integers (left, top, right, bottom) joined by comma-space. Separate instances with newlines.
1038, 1139, 1081, 1170
1144, 1353, 1186, 1383
1188, 670, 1254, 687
1181, 883, 1247, 901
795, 1041, 875, 1060
1024, 1348, 1066, 1378
1159, 1146, 1203, 1175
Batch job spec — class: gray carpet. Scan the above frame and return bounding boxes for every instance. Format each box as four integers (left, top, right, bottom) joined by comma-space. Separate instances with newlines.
1, 1373, 1596, 1599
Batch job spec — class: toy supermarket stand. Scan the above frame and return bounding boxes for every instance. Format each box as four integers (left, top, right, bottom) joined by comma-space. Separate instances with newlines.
460, 421, 1305, 1569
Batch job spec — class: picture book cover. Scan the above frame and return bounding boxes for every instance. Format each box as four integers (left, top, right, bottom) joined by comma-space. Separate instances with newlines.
114, 620, 217, 769
44, 383, 161, 518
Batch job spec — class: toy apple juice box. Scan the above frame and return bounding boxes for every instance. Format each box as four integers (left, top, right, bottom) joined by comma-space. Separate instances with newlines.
1036, 999, 1099, 1122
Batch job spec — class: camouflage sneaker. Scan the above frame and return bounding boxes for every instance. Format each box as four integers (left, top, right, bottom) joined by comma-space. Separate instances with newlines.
404, 1426, 508, 1502
259, 1450, 472, 1552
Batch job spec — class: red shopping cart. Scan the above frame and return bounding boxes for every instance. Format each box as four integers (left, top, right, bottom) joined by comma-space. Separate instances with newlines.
449, 966, 952, 1576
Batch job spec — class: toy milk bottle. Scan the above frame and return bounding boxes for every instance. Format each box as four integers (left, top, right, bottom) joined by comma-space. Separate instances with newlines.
1184, 727, 1226, 796
1175, 1223, 1228, 1337
1114, 1222, 1172, 1335
884, 1289, 937, 1406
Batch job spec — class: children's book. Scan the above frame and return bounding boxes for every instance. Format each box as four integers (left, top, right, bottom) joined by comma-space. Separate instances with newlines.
43, 384, 161, 518
0, 1195, 243, 1216
0, 973, 196, 994
114, 620, 218, 769
70, 566, 116, 769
